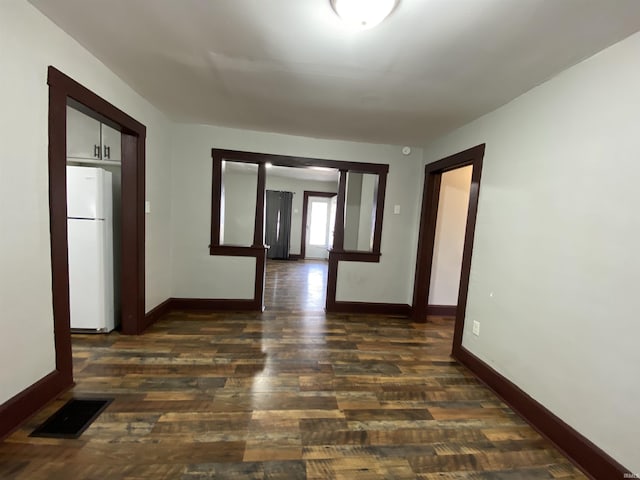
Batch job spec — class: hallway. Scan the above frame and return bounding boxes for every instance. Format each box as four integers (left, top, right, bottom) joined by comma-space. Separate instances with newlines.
264, 260, 328, 312
0, 262, 587, 479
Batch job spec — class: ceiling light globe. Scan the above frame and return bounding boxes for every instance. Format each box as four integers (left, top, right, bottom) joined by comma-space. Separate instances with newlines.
330, 0, 398, 30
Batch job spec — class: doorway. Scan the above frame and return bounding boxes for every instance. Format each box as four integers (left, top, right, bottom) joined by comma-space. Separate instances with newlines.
300, 191, 337, 261
428, 165, 473, 314
304, 195, 336, 260
261, 167, 338, 309
264, 260, 329, 312
47, 67, 146, 389
411, 144, 485, 356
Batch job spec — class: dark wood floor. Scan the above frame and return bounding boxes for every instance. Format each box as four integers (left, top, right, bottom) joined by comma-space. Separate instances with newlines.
265, 259, 329, 312
0, 260, 586, 479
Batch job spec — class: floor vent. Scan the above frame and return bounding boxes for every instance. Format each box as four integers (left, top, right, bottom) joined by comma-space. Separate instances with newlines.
30, 398, 112, 439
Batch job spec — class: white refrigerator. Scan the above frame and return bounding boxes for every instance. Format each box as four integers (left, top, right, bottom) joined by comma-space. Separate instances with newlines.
67, 166, 115, 332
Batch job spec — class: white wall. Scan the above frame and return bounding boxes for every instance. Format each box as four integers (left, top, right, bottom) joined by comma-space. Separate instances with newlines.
171, 124, 423, 305
357, 174, 377, 252
221, 166, 258, 246
429, 166, 472, 305
421, 32, 640, 472
344, 173, 363, 250
0, 1, 173, 404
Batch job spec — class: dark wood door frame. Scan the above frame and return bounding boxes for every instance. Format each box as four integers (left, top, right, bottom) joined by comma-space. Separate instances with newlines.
48, 67, 146, 372
411, 144, 485, 355
0, 67, 147, 440
300, 191, 338, 259
409, 143, 631, 480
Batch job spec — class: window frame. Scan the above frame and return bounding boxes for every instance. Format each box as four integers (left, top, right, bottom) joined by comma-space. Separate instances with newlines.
209, 148, 389, 311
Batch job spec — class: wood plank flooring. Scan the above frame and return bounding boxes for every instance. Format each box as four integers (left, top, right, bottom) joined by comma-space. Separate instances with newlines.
0, 260, 586, 479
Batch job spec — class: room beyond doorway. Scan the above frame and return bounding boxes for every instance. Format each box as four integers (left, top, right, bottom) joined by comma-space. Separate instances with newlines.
264, 260, 328, 312
428, 165, 473, 315
411, 144, 485, 357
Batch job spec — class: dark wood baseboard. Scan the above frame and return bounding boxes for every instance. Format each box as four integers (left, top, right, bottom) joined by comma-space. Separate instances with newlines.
170, 298, 260, 311
327, 301, 411, 317
0, 370, 73, 440
143, 297, 173, 331
265, 254, 301, 261
146, 298, 411, 319
426, 304, 457, 316
453, 345, 628, 480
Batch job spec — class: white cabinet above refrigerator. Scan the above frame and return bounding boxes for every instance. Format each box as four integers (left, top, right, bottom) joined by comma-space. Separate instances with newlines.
67, 104, 121, 162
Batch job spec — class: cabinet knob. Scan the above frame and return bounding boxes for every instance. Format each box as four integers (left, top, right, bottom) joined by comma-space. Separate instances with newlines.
94, 144, 100, 158
104, 145, 111, 159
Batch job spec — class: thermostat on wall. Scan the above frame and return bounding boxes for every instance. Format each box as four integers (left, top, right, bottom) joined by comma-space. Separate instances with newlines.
402, 146, 411, 155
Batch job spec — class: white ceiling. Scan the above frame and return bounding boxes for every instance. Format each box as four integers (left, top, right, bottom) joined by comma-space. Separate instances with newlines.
30, 0, 640, 146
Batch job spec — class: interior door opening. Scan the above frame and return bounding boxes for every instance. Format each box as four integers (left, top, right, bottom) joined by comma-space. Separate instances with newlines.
411, 144, 485, 356
66, 101, 122, 333
260, 167, 338, 310
47, 67, 146, 396
427, 165, 473, 318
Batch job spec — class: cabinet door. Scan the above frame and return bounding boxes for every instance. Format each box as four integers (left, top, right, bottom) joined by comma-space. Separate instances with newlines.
67, 106, 102, 159
101, 124, 121, 162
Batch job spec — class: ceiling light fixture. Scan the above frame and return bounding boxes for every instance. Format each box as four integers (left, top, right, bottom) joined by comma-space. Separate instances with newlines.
330, 0, 399, 30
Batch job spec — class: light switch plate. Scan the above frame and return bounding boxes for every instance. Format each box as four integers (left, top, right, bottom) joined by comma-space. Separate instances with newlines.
472, 321, 480, 336
393, 205, 401, 214
145, 201, 151, 214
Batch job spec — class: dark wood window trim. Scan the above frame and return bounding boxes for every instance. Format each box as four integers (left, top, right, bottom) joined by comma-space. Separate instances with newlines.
208, 245, 267, 257
209, 149, 389, 311
300, 191, 337, 260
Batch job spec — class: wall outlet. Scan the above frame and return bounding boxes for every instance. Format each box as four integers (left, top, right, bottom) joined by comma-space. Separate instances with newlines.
393, 205, 401, 214
472, 320, 480, 336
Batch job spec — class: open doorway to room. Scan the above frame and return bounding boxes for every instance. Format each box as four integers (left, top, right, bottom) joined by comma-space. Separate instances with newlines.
210, 149, 389, 313
262, 166, 338, 311
301, 191, 337, 260
411, 144, 485, 356
47, 67, 146, 393
306, 196, 331, 259
428, 165, 473, 317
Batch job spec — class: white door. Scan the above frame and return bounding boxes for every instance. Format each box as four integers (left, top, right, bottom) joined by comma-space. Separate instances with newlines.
305, 196, 333, 259
67, 106, 102, 160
